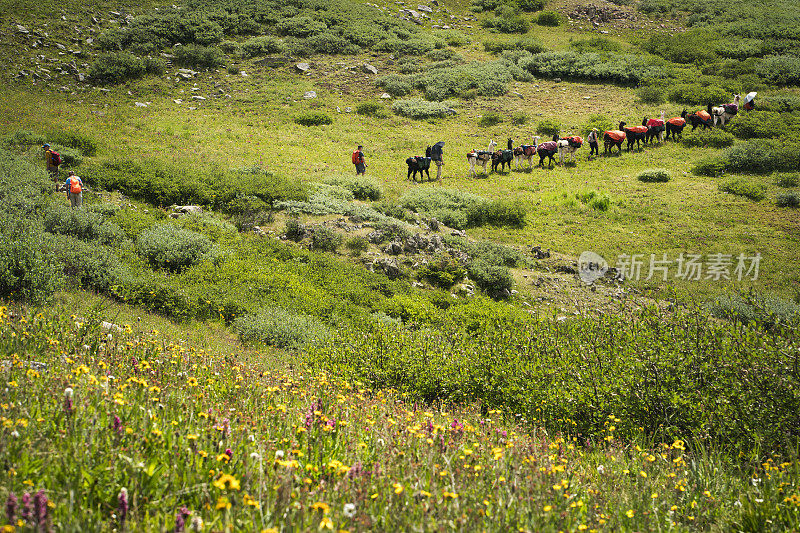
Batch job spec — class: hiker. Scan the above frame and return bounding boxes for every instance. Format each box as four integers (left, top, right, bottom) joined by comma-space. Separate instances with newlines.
431, 141, 444, 180
65, 171, 83, 208
43, 143, 60, 188
587, 128, 599, 158
352, 145, 366, 175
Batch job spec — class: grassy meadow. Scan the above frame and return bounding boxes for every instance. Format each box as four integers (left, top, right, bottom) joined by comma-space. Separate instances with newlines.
1, 0, 800, 529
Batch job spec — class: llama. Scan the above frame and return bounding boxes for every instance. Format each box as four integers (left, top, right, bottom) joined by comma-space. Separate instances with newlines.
406, 146, 432, 182
514, 137, 540, 168
557, 135, 583, 165
467, 140, 497, 177
644, 111, 666, 144
622, 121, 648, 151
603, 126, 626, 155
537, 137, 559, 167
665, 110, 688, 141
687, 105, 713, 130
711, 94, 740, 127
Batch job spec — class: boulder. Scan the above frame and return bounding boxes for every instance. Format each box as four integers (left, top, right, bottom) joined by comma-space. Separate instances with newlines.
380, 92, 392, 99
418, 4, 433, 12
363, 63, 378, 75
17, 24, 29, 34
303, 91, 317, 99
295, 62, 310, 72
376, 258, 403, 279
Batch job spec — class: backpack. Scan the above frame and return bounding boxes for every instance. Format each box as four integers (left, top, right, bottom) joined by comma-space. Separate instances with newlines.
430, 144, 442, 160
50, 150, 62, 166
69, 177, 82, 194
351, 150, 363, 164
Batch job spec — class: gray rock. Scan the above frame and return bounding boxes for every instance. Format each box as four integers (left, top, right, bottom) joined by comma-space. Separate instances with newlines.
303, 91, 317, 99
383, 241, 403, 255
256, 56, 290, 68
363, 63, 378, 74
376, 257, 402, 279
134, 102, 148, 107
344, 106, 352, 113
295, 62, 310, 72
380, 92, 391, 99
418, 4, 433, 12
56, 43, 67, 50
17, 24, 29, 34
190, 95, 206, 100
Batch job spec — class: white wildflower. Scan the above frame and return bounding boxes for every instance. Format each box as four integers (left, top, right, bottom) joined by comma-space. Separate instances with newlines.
343, 503, 356, 518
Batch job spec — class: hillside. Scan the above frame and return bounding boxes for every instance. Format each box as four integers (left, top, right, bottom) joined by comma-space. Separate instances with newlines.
1, 0, 800, 529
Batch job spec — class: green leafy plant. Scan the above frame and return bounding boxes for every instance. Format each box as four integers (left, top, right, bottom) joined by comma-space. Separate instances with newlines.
136, 223, 213, 271
637, 169, 671, 182
295, 112, 333, 126
718, 178, 765, 201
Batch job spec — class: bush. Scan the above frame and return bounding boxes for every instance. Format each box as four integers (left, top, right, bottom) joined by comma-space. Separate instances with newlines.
48, 234, 123, 292
692, 156, 727, 177
536, 10, 561, 26
345, 236, 369, 256
219, 40, 241, 54
441, 30, 469, 47
417, 254, 466, 288
173, 44, 224, 69
284, 219, 307, 241
322, 175, 382, 200
667, 83, 730, 105
241, 36, 285, 57
536, 119, 561, 137
637, 168, 671, 182
376, 74, 414, 97
511, 112, 528, 125
355, 101, 388, 118
307, 32, 359, 54
427, 48, 458, 61
518, 0, 545, 11
295, 112, 333, 126
637, 85, 664, 104
775, 173, 799, 187
88, 52, 147, 84
49, 144, 84, 168
681, 129, 735, 149
725, 139, 800, 173
392, 99, 454, 120
43, 204, 127, 245
468, 260, 513, 297
136, 223, 213, 271
710, 292, 800, 329
570, 37, 623, 53
232, 306, 329, 350
516, 50, 666, 85
718, 178, 765, 201
46, 131, 98, 157
478, 112, 504, 127
0, 221, 60, 303
726, 110, 799, 140
776, 192, 800, 208
581, 114, 615, 136
757, 55, 800, 85
310, 226, 342, 252
468, 199, 527, 227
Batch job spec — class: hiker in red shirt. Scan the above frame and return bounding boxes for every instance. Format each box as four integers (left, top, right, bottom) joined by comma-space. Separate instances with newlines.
43, 143, 60, 189
352, 145, 366, 175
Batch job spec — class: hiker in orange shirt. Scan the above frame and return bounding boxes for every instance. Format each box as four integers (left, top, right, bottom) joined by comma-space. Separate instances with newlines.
352, 145, 366, 175
65, 171, 83, 209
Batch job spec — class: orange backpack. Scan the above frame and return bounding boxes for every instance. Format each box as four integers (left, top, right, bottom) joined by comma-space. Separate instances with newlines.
69, 177, 82, 194
351, 150, 363, 164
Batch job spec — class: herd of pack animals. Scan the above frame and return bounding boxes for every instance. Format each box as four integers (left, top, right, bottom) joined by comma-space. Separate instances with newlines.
404, 94, 743, 181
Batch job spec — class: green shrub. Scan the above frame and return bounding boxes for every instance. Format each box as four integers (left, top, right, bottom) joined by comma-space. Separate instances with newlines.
43, 204, 127, 245
470, 0, 504, 12
667, 83, 730, 105
427, 48, 458, 61
536, 119, 561, 137
710, 292, 800, 329
233, 306, 329, 350
725, 139, 800, 173
681, 129, 735, 148
566, 189, 611, 211
46, 131, 98, 157
49, 144, 84, 168
511, 112, 528, 125
48, 234, 123, 292
775, 173, 799, 187
400, 188, 485, 218
441, 30, 469, 47
295, 112, 333, 126
637, 168, 671, 182
2, 130, 46, 147
468, 199, 527, 227
726, 110, 799, 139
173, 212, 238, 243
307, 32, 360, 54
581, 114, 615, 136
0, 220, 60, 303
718, 178, 765, 201
322, 175, 382, 200
392, 99, 454, 120
355, 101, 388, 118
284, 219, 307, 241
136, 223, 213, 271
516, 50, 665, 85
174, 44, 224, 69
376, 74, 414, 97
219, 40, 241, 55
518, 0, 545, 11
692, 156, 727, 177
468, 260, 513, 297
241, 36, 285, 57
88, 52, 147, 84
310, 226, 342, 252
417, 254, 466, 288
637, 85, 664, 104
757, 55, 800, 85
776, 192, 800, 208
536, 10, 561, 26
478, 112, 504, 127
371, 220, 412, 243
345, 236, 369, 256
